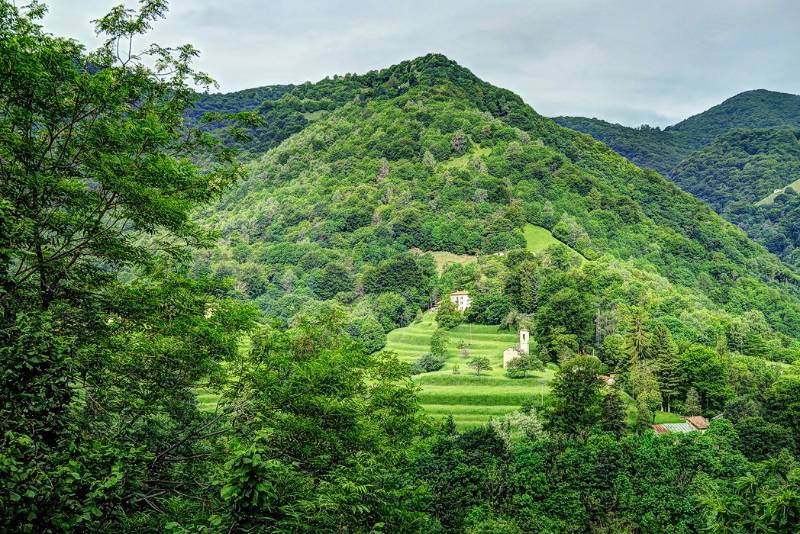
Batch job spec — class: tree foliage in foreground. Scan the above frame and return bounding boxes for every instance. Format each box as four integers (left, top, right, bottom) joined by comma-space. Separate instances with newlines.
0, 1, 258, 529
221, 306, 432, 531
3, 2, 800, 532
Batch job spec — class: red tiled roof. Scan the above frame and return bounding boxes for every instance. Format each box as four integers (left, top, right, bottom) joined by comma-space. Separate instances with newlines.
652, 424, 668, 434
686, 416, 709, 430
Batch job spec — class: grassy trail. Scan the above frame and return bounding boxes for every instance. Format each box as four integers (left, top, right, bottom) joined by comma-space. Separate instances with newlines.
386, 313, 554, 428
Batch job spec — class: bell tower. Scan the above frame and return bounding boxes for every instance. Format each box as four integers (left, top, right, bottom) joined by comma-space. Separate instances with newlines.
519, 328, 529, 354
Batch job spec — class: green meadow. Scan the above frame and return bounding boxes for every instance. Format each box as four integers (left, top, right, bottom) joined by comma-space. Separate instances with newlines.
756, 176, 800, 205
385, 312, 554, 428
523, 223, 562, 253
427, 250, 477, 273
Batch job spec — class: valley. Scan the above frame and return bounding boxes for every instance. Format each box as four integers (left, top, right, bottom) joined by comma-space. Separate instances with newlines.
7, 1, 800, 528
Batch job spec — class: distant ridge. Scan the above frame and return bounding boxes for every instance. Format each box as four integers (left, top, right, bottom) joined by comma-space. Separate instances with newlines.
554, 89, 800, 266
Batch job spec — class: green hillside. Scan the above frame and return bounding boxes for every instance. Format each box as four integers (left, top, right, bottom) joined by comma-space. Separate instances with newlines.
664, 128, 800, 265
671, 128, 800, 211
193, 54, 800, 427
669, 89, 800, 145
385, 313, 551, 427
199, 55, 800, 343
555, 91, 800, 266
523, 223, 563, 253
555, 89, 800, 174
757, 177, 800, 205
552, 117, 693, 174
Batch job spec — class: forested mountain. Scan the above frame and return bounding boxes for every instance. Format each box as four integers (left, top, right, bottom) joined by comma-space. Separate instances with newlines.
556, 89, 800, 174
187, 59, 800, 529
191, 54, 563, 158
555, 90, 800, 266
188, 84, 294, 121
673, 128, 800, 265
551, 117, 693, 174
198, 54, 800, 343
672, 128, 800, 210
670, 89, 800, 146
6, 1, 800, 529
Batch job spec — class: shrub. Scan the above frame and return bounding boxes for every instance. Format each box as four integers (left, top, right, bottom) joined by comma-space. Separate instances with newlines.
347, 315, 387, 354
411, 352, 446, 375
505, 353, 543, 378
431, 328, 450, 358
436, 299, 463, 329
736, 416, 794, 461
468, 356, 492, 376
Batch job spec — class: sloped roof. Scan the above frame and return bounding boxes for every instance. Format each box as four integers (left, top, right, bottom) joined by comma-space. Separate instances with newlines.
686, 416, 709, 430
662, 423, 696, 433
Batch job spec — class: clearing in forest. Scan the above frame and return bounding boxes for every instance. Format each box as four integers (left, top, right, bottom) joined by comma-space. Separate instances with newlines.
385, 312, 554, 428
755, 177, 800, 205
524, 223, 563, 253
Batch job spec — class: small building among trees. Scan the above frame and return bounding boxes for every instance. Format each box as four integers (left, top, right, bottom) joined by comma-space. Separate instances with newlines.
503, 328, 530, 368
449, 290, 471, 311
652, 416, 710, 434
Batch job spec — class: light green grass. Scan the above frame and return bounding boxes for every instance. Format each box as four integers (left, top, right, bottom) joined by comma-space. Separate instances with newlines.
440, 145, 491, 170
301, 110, 329, 121
194, 387, 223, 413
756, 177, 800, 205
409, 248, 477, 273
654, 411, 687, 424
626, 408, 690, 426
193, 336, 252, 412
429, 251, 477, 273
524, 223, 562, 253
385, 312, 553, 427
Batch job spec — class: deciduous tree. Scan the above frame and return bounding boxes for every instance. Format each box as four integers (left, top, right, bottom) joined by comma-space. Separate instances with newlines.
468, 356, 492, 376
546, 355, 604, 436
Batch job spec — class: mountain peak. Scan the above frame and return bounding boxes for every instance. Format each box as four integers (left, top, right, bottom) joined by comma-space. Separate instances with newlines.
195, 53, 553, 155
668, 87, 800, 143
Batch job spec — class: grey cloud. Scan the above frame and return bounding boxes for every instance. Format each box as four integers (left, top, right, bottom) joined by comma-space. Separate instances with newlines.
43, 0, 800, 126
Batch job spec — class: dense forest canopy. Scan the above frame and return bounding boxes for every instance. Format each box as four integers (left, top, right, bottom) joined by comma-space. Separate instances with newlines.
669, 89, 800, 146
200, 54, 800, 341
3, 2, 800, 532
555, 90, 800, 268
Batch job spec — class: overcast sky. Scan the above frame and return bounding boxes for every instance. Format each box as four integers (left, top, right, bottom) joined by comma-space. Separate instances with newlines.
42, 0, 800, 127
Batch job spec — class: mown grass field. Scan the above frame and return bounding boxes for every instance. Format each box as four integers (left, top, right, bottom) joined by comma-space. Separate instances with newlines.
440, 145, 491, 170
654, 411, 686, 423
428, 251, 477, 273
194, 387, 223, 413
386, 313, 554, 428
756, 177, 800, 205
524, 223, 562, 253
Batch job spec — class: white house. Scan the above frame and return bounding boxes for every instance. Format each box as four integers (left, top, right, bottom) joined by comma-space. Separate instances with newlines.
449, 291, 471, 312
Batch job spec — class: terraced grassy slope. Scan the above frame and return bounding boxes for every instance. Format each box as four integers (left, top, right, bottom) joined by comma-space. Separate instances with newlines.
194, 387, 222, 413
385, 313, 554, 427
